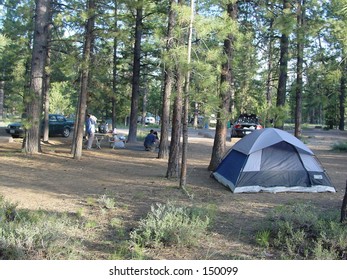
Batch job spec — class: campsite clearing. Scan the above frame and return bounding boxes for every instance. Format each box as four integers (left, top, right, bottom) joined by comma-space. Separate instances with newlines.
0, 127, 346, 259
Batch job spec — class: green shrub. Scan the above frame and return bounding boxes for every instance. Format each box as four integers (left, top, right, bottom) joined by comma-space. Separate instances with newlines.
130, 202, 210, 248
255, 230, 271, 248
258, 203, 347, 260
98, 194, 116, 209
0, 196, 82, 260
332, 141, 347, 152
109, 241, 146, 260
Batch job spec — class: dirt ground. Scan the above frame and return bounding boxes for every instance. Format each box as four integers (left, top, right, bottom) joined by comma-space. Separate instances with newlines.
0, 125, 346, 259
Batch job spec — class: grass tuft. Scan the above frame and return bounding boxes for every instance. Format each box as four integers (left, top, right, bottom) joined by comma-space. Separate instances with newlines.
255, 203, 347, 259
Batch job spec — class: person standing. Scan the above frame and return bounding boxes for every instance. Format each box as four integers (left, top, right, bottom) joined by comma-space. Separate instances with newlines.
86, 113, 97, 149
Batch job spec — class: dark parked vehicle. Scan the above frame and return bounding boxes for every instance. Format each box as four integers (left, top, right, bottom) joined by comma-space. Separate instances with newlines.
6, 114, 74, 138
46, 114, 74, 137
231, 113, 263, 138
6, 121, 24, 138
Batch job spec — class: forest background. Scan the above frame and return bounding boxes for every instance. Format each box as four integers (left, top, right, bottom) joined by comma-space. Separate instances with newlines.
0, 0, 346, 181
1, 0, 347, 261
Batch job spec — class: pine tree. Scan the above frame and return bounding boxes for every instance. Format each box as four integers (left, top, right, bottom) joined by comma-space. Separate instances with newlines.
24, 0, 51, 154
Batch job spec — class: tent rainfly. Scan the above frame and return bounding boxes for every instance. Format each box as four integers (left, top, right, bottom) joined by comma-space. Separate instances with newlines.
212, 128, 336, 193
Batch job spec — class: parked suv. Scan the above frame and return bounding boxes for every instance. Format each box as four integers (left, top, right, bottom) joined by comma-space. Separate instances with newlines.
46, 114, 74, 137
6, 114, 74, 138
231, 113, 263, 138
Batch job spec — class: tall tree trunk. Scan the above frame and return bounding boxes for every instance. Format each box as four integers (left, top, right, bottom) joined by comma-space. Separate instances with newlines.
339, 57, 346, 131
111, 0, 118, 130
141, 68, 148, 125
24, 0, 51, 154
180, 0, 194, 188
266, 1, 275, 107
166, 71, 183, 178
192, 102, 199, 128
0, 53, 4, 120
43, 23, 52, 143
275, 0, 290, 129
208, 3, 236, 171
340, 180, 347, 223
0, 80, 4, 120
72, 0, 95, 159
294, 0, 305, 138
42, 42, 51, 143
166, 0, 184, 179
158, 0, 176, 159
127, 1, 143, 143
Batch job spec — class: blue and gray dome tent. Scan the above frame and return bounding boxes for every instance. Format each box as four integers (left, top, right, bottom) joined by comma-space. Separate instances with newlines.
213, 128, 335, 193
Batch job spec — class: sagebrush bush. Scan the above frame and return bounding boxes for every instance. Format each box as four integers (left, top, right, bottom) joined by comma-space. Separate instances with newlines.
98, 194, 116, 209
332, 142, 347, 152
258, 203, 347, 260
0, 196, 82, 260
130, 202, 210, 248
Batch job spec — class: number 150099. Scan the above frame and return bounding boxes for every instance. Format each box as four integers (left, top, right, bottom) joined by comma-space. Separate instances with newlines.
202, 266, 238, 276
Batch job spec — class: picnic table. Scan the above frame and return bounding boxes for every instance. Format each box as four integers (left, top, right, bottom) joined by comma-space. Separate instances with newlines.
94, 133, 106, 149
94, 133, 126, 149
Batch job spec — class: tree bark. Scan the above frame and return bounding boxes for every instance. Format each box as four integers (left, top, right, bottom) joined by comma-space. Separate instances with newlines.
339, 58, 346, 131
0, 80, 4, 120
72, 0, 95, 160
166, 0, 184, 179
111, 0, 119, 130
141, 69, 148, 125
24, 0, 51, 154
294, 0, 305, 138
275, 0, 290, 129
127, 1, 143, 143
208, 2, 236, 171
166, 70, 183, 179
340, 180, 347, 223
43, 27, 52, 143
158, 0, 176, 160
266, 1, 275, 107
180, 0, 194, 188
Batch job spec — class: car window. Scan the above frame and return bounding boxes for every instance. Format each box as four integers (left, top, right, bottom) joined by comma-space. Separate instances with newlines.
237, 115, 259, 123
49, 115, 57, 122
56, 115, 64, 122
